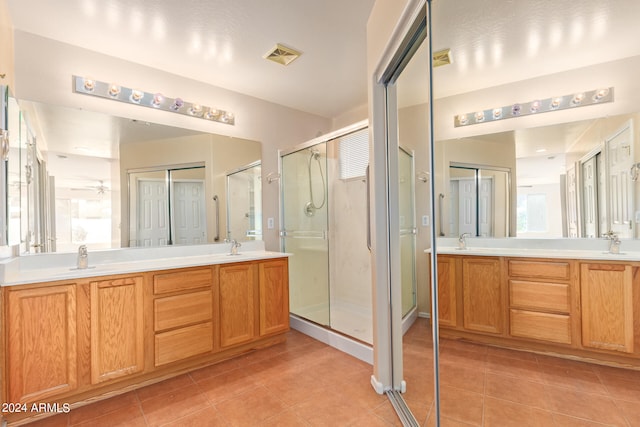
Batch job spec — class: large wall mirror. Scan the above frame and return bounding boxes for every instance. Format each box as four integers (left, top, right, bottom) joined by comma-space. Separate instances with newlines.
436, 113, 638, 239
3, 96, 261, 253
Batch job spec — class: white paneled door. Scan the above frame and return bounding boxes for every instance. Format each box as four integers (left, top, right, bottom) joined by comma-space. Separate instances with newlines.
606, 121, 633, 238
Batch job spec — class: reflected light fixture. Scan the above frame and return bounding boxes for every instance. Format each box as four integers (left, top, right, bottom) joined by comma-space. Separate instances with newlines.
73, 76, 235, 125
454, 87, 614, 127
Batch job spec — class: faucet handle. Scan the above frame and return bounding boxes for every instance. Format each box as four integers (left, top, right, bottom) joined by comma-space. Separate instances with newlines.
78, 245, 88, 256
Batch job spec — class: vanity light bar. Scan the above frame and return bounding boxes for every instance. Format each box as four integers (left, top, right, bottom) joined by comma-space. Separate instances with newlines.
454, 87, 614, 128
72, 76, 235, 126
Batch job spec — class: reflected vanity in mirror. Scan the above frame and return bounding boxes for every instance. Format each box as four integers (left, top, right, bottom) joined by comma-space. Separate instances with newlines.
3, 96, 262, 253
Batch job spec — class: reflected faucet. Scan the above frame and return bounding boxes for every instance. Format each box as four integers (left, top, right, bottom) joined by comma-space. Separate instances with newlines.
458, 233, 471, 250
602, 231, 621, 254
77, 245, 89, 269
229, 239, 242, 255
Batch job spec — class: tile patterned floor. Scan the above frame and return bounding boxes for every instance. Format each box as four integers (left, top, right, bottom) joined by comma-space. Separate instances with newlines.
403, 318, 640, 427
22, 320, 640, 426
22, 330, 398, 426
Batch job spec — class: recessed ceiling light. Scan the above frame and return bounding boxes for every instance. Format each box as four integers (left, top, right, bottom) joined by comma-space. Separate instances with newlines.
264, 43, 302, 66
536, 148, 547, 153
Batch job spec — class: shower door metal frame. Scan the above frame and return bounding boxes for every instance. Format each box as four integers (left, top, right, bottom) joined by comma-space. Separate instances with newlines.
278, 121, 369, 328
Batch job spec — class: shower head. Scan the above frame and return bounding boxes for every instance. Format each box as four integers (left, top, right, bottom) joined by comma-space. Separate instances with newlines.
309, 148, 320, 159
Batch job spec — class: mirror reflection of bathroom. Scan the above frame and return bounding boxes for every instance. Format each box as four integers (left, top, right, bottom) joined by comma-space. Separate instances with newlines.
128, 165, 207, 248
281, 125, 373, 344
226, 161, 262, 242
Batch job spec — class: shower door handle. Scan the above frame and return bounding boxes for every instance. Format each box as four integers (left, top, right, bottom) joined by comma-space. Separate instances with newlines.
438, 193, 445, 236
366, 165, 371, 251
213, 195, 220, 241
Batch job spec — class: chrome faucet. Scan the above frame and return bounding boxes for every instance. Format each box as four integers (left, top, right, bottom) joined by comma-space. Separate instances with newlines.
602, 231, 621, 254
77, 245, 89, 269
229, 239, 242, 255
458, 233, 471, 250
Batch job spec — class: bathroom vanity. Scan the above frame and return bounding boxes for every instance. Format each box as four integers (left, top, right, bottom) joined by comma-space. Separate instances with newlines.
0, 241, 290, 425
430, 239, 640, 369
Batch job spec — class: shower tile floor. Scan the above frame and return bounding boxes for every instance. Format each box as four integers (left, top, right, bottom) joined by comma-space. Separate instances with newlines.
23, 320, 640, 426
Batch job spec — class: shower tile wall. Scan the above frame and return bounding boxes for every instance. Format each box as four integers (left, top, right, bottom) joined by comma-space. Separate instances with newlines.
328, 141, 372, 343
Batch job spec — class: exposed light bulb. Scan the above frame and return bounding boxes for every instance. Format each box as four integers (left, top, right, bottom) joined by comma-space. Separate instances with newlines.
474, 111, 485, 122
108, 84, 121, 97
530, 100, 541, 113
170, 98, 184, 111
83, 78, 96, 92
493, 108, 502, 119
152, 93, 164, 107
189, 103, 203, 116
457, 114, 469, 125
550, 97, 563, 109
511, 104, 521, 116
130, 89, 144, 103
571, 92, 585, 106
592, 88, 610, 102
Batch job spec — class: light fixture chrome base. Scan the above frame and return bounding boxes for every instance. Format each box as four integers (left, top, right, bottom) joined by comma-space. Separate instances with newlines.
73, 75, 235, 125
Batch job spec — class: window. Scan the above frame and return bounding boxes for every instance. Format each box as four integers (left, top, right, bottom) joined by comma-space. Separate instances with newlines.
338, 128, 369, 180
517, 193, 547, 232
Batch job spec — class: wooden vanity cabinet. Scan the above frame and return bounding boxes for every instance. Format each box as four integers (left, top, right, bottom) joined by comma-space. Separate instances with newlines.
2, 256, 290, 425
462, 257, 504, 335
259, 258, 290, 336
6, 283, 78, 403
507, 259, 574, 345
218, 262, 257, 348
435, 256, 459, 328
152, 267, 215, 366
90, 276, 145, 383
580, 262, 636, 354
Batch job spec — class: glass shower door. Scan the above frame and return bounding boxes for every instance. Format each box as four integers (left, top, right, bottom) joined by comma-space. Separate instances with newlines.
281, 144, 330, 326
226, 162, 262, 241
399, 148, 417, 317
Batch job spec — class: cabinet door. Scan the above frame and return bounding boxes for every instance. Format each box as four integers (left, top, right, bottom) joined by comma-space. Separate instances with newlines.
259, 259, 290, 336
8, 284, 77, 403
219, 263, 256, 348
581, 263, 634, 353
462, 257, 503, 334
437, 256, 458, 328
90, 276, 144, 384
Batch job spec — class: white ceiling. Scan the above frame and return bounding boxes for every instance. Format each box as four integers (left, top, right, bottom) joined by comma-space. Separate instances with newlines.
7, 0, 376, 119
7, 0, 640, 189
8, 1, 640, 119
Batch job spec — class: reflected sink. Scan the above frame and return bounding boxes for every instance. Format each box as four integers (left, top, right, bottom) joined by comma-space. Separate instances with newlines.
69, 266, 97, 271
602, 252, 626, 255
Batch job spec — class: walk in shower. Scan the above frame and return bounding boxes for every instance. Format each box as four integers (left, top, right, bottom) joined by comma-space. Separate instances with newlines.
280, 124, 373, 343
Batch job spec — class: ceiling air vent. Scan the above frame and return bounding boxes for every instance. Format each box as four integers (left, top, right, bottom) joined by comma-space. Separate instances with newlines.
264, 43, 302, 66
433, 48, 452, 67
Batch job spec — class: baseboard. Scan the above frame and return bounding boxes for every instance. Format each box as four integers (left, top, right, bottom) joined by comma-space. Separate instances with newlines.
289, 314, 373, 364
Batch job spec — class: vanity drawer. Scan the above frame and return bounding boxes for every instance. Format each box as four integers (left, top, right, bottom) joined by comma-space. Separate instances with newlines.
510, 309, 571, 344
509, 280, 570, 313
155, 322, 214, 366
154, 290, 213, 332
508, 259, 571, 281
153, 268, 212, 295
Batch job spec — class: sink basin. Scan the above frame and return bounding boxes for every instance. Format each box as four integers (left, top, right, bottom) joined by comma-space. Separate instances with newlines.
602, 252, 626, 255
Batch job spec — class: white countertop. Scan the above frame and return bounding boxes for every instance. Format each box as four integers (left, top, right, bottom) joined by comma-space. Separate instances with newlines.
426, 237, 640, 261
0, 241, 291, 286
